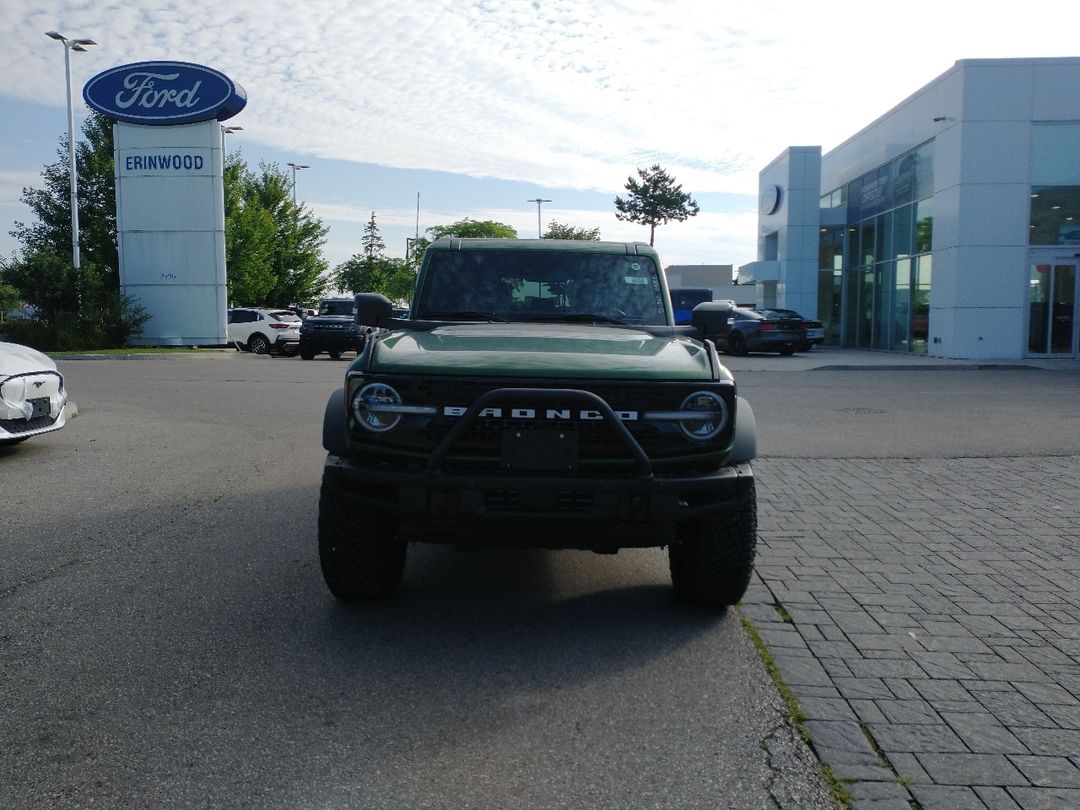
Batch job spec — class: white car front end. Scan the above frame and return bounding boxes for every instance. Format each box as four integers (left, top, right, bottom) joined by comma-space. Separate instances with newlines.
0, 342, 69, 443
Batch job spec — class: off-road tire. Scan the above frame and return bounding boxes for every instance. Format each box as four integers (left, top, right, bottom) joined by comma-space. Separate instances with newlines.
248, 333, 271, 354
669, 478, 757, 609
318, 474, 406, 601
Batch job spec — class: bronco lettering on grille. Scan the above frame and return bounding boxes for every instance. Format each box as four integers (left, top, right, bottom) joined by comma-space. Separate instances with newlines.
442, 406, 639, 422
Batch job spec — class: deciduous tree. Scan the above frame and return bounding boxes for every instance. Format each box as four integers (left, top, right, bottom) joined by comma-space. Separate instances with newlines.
11, 112, 118, 286
543, 221, 600, 240
408, 219, 517, 267
225, 158, 331, 306
427, 219, 517, 240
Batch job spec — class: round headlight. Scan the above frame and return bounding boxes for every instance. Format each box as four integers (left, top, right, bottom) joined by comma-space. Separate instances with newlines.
353, 382, 403, 433
679, 391, 728, 441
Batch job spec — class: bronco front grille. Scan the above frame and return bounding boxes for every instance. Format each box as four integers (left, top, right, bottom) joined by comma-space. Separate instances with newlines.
351, 374, 734, 467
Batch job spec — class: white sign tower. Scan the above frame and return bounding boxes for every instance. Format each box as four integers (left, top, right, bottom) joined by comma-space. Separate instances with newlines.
83, 61, 246, 346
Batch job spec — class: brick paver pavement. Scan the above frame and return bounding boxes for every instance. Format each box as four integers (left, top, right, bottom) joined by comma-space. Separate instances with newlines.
743, 456, 1080, 810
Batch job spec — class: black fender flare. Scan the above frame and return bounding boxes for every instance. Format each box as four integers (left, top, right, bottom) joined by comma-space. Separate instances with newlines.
730, 395, 757, 463
322, 388, 348, 455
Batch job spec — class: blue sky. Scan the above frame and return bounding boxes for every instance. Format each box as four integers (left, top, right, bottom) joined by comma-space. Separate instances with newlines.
3, 1, 1078, 273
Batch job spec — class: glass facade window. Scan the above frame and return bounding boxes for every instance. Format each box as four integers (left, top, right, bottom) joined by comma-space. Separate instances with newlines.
915, 199, 933, 253
820, 188, 847, 208
913, 255, 931, 353
1028, 124, 1080, 359
819, 140, 934, 354
819, 226, 844, 270
891, 204, 913, 260
1030, 124, 1080, 248
1030, 186, 1080, 245
859, 221, 876, 266
1032, 124, 1080, 185
915, 142, 934, 200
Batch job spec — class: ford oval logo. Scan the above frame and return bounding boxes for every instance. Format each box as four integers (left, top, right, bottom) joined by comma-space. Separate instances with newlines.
83, 61, 246, 126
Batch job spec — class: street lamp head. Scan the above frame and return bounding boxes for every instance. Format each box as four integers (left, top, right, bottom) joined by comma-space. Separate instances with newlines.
223, 126, 244, 134
45, 31, 96, 50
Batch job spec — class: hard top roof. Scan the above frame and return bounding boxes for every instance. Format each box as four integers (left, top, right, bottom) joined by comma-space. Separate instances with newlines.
426, 237, 660, 259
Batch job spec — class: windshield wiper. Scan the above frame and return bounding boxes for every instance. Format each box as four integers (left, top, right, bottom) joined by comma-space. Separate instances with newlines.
524, 312, 629, 325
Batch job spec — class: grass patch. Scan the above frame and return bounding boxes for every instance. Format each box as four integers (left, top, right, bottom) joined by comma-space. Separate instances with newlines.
741, 616, 854, 808
54, 346, 232, 356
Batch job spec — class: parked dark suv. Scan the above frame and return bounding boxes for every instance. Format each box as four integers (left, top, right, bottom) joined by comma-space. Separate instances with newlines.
299, 298, 365, 359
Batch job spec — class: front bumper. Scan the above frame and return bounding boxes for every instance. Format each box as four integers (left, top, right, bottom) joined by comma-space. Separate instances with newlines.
300, 333, 363, 353
323, 453, 754, 548
0, 370, 68, 441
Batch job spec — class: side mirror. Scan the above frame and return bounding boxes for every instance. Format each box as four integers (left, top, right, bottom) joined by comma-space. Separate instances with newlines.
355, 293, 393, 328
691, 301, 734, 338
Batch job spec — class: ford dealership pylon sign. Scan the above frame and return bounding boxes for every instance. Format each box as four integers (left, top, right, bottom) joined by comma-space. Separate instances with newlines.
83, 61, 246, 125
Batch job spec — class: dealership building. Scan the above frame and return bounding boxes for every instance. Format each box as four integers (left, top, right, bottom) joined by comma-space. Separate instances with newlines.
739, 57, 1080, 359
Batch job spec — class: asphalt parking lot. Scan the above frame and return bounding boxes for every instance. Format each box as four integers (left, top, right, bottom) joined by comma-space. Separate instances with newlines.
3, 346, 1079, 809
731, 348, 1080, 810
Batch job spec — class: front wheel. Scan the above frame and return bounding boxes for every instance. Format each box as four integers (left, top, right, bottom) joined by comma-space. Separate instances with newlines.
318, 474, 406, 601
248, 334, 271, 354
669, 478, 757, 609
727, 332, 748, 356
300, 350, 316, 360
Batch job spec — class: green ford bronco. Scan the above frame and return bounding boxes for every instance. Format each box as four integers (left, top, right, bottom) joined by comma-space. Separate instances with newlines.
319, 238, 757, 609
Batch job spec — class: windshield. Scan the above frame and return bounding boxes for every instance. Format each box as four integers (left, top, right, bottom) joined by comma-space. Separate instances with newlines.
415, 250, 667, 325
319, 300, 355, 316
757, 309, 803, 321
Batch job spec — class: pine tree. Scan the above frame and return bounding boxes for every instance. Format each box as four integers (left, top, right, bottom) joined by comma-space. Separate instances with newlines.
613, 164, 699, 246
362, 211, 386, 261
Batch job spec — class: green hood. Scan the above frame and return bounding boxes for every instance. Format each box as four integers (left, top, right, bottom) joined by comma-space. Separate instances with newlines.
368, 324, 717, 380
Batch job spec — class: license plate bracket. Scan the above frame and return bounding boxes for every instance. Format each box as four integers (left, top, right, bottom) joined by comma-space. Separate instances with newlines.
28, 397, 49, 419
501, 429, 578, 471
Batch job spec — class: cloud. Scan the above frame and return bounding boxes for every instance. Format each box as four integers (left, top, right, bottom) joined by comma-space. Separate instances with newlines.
9, 0, 1077, 199
6, 0, 1079, 267
0, 0, 932, 199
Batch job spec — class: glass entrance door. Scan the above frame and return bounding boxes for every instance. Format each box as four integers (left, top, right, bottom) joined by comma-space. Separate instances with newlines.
1028, 263, 1078, 355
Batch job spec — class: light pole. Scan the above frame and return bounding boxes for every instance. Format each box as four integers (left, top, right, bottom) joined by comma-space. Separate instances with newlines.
222, 125, 243, 154
45, 30, 96, 314
526, 198, 551, 238
287, 162, 310, 204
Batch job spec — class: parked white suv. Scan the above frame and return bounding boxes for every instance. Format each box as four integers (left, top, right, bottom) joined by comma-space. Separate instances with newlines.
227, 308, 301, 355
